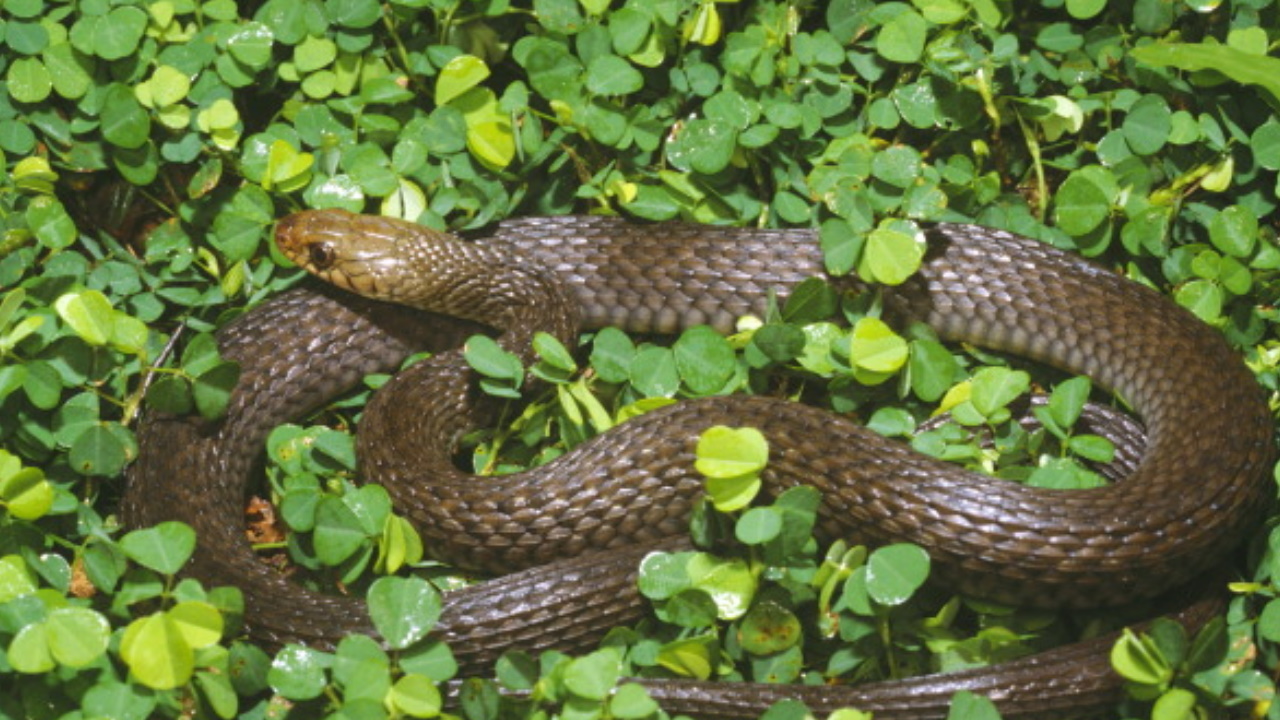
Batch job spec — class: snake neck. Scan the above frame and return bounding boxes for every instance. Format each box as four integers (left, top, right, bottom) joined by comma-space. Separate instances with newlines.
390, 240, 580, 358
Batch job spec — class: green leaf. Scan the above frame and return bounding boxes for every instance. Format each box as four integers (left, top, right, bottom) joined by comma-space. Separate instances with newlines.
564, 648, 622, 701
1152, 687, 1197, 720
454, 88, 515, 169
1048, 376, 1091, 429
909, 339, 958, 402
819, 218, 863, 275
378, 514, 424, 575
629, 346, 680, 397
705, 474, 763, 514
683, 1, 721, 45
610, 683, 660, 720
1065, 0, 1105, 18
782, 278, 838, 323
748, 324, 804, 365
673, 326, 736, 395
464, 335, 524, 382
1068, 435, 1115, 463
121, 613, 195, 690
655, 635, 714, 679
55, 289, 114, 345
0, 554, 38, 602
68, 424, 130, 477
876, 8, 926, 63
1123, 94, 1171, 156
45, 607, 110, 668
1208, 205, 1258, 258
93, 6, 148, 60
970, 368, 1030, 418
865, 543, 930, 606
735, 507, 783, 545
313, 496, 367, 565
1257, 599, 1280, 642
101, 83, 151, 149
268, 645, 331, 700
739, 601, 801, 654
946, 691, 1003, 720
367, 576, 443, 649
1053, 170, 1110, 236
148, 65, 191, 107
0, 465, 53, 520
695, 426, 769, 480
668, 118, 736, 175
198, 669, 239, 719
534, 0, 586, 34
858, 227, 922, 285
848, 317, 909, 374
436, 55, 491, 106
294, 35, 338, 73
587, 54, 644, 95
193, 361, 240, 420
1174, 279, 1223, 322
120, 522, 196, 575
1252, 121, 1280, 170
638, 551, 694, 601
686, 553, 755, 620
325, 0, 382, 28
389, 673, 442, 718
264, 139, 314, 193
226, 22, 274, 68
7, 57, 53, 104
9, 622, 55, 673
532, 332, 577, 372
1110, 628, 1173, 686
168, 601, 224, 649
659, 589, 717, 629
1131, 42, 1280, 107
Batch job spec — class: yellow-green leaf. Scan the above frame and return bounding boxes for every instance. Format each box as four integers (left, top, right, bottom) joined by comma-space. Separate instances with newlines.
168, 601, 224, 649
435, 54, 490, 105
8, 622, 54, 673
694, 426, 768, 479
0, 466, 53, 520
55, 290, 115, 346
121, 613, 195, 689
848, 317, 908, 374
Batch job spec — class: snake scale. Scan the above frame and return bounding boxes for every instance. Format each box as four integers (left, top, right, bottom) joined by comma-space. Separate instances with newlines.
123, 210, 1275, 718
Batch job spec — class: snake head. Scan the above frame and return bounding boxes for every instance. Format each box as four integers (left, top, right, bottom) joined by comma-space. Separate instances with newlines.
275, 209, 417, 300
274, 209, 507, 320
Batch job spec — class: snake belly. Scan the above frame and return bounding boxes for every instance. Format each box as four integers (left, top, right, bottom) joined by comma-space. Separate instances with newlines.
123, 212, 1275, 719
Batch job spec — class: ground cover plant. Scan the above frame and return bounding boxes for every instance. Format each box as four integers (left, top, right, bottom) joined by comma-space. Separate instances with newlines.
0, 0, 1279, 718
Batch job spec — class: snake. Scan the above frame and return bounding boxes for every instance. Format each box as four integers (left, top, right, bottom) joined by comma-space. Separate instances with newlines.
123, 209, 1275, 719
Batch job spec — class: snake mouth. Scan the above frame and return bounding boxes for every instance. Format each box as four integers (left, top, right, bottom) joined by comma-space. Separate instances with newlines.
274, 211, 324, 262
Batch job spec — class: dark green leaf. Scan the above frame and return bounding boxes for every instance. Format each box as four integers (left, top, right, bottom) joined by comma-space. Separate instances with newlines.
739, 601, 801, 654
673, 326, 736, 395
589, 327, 636, 383
313, 496, 367, 565
193, 361, 241, 421
629, 346, 680, 397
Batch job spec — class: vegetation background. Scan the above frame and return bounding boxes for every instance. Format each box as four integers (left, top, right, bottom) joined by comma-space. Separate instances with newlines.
0, 0, 1279, 718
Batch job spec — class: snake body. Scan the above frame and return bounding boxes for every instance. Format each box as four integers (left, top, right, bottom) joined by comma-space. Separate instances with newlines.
124, 211, 1274, 718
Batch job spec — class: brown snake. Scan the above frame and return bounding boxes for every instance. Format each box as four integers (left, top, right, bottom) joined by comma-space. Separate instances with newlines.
123, 209, 1275, 718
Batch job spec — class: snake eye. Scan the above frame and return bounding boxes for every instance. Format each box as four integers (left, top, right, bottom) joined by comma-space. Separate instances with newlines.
308, 242, 336, 269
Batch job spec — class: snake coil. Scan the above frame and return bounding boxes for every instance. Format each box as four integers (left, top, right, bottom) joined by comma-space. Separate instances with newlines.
125, 211, 1274, 718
